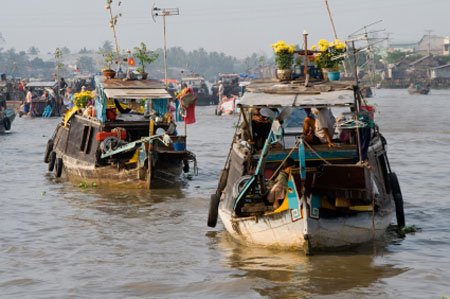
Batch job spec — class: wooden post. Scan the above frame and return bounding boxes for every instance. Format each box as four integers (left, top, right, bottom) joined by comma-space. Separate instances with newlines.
303, 30, 310, 87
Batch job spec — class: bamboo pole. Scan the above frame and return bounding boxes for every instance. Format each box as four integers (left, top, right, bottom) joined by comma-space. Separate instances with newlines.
324, 0, 348, 77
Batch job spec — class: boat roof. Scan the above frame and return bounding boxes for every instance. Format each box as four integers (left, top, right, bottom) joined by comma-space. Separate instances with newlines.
97, 77, 171, 99
181, 76, 204, 81
238, 79, 356, 108
26, 81, 57, 88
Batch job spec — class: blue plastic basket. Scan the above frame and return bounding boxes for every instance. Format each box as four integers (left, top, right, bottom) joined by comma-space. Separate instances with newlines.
173, 142, 185, 151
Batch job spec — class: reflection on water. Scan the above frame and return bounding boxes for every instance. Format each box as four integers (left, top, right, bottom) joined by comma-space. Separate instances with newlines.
2, 92, 450, 298
216, 232, 406, 298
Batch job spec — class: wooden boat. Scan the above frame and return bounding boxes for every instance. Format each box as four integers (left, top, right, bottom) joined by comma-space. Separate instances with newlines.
215, 95, 239, 116
180, 73, 215, 106
207, 78, 404, 253
0, 101, 15, 133
44, 76, 197, 187
408, 85, 430, 95
25, 81, 61, 117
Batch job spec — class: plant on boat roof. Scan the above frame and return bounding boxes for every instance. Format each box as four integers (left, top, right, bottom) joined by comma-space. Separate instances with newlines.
271, 41, 295, 70
102, 50, 116, 71
105, 0, 122, 69
312, 39, 346, 71
132, 42, 158, 74
73, 90, 94, 108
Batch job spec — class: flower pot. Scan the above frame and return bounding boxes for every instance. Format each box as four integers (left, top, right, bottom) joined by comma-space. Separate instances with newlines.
140, 72, 148, 80
103, 70, 116, 79
276, 69, 293, 81
327, 71, 340, 81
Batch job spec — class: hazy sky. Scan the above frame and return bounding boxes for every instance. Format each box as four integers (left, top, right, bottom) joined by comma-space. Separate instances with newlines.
0, 0, 449, 58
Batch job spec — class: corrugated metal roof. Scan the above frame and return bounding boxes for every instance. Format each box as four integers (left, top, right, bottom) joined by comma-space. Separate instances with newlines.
104, 88, 170, 99
239, 90, 354, 107
26, 81, 57, 88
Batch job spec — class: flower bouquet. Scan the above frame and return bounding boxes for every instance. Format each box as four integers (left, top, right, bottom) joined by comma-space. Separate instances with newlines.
73, 90, 94, 108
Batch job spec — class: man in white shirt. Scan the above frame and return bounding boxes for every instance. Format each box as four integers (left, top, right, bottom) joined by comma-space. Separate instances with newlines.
314, 107, 336, 147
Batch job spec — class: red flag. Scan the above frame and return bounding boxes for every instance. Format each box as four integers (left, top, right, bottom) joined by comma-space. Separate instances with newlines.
128, 58, 135, 66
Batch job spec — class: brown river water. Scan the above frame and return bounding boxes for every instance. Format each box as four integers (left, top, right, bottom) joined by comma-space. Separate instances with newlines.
1, 89, 450, 298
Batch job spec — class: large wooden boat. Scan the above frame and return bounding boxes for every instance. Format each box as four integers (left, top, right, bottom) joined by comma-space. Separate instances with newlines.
207, 78, 404, 253
44, 76, 196, 187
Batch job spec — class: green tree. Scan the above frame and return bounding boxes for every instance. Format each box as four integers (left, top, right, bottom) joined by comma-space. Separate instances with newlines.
384, 50, 407, 64
28, 46, 40, 55
99, 40, 113, 52
62, 47, 71, 55
77, 56, 97, 74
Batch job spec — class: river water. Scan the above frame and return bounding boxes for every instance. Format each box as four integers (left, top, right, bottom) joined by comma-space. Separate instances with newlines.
1, 89, 450, 298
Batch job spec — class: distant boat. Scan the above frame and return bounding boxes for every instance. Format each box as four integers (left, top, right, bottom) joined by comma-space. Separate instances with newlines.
408, 84, 430, 95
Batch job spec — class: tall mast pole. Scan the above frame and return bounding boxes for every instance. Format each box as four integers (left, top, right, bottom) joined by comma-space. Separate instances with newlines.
163, 13, 168, 87
324, 0, 348, 76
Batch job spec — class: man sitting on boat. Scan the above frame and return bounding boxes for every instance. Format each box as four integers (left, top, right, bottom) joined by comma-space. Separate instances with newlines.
314, 107, 336, 147
302, 108, 321, 144
267, 157, 295, 209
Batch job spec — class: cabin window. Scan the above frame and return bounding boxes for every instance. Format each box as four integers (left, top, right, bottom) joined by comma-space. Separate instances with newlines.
80, 125, 92, 154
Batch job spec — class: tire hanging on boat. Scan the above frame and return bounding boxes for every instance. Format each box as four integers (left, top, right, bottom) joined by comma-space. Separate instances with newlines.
48, 151, 56, 172
389, 172, 405, 227
44, 139, 54, 163
55, 157, 63, 178
207, 194, 220, 228
3, 117, 11, 130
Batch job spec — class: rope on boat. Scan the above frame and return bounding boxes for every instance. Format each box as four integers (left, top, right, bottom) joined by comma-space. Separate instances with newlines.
303, 139, 332, 165
269, 137, 302, 181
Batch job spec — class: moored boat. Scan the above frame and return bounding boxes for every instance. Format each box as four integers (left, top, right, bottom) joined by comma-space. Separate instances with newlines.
208, 78, 404, 253
0, 101, 15, 133
44, 76, 197, 187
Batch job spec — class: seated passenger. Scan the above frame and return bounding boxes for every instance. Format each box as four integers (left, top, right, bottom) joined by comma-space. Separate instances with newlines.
252, 108, 271, 149
314, 107, 336, 147
267, 158, 295, 209
302, 108, 320, 144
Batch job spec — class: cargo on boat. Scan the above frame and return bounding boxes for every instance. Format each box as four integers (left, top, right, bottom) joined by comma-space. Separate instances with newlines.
44, 76, 197, 187
180, 73, 215, 106
208, 76, 404, 253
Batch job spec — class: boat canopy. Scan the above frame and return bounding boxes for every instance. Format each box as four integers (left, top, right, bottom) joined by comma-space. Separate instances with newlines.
26, 81, 57, 88
103, 88, 170, 99
238, 79, 355, 108
239, 90, 354, 108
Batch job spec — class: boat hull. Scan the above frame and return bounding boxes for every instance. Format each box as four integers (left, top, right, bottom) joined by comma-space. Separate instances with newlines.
219, 199, 393, 250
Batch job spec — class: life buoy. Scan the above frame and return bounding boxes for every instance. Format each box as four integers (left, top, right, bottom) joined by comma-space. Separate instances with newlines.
44, 139, 54, 163
389, 172, 405, 227
207, 194, 220, 228
48, 152, 56, 172
55, 157, 63, 178
3, 117, 11, 131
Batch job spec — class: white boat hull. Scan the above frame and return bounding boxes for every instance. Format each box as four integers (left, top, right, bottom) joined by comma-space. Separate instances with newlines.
219, 202, 394, 250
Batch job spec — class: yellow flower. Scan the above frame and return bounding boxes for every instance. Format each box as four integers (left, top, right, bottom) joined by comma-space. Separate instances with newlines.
335, 43, 345, 50
311, 45, 316, 50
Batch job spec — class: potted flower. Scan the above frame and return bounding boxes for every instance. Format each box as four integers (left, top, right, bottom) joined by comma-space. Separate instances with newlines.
271, 41, 295, 80
102, 51, 116, 78
313, 39, 346, 80
133, 42, 158, 79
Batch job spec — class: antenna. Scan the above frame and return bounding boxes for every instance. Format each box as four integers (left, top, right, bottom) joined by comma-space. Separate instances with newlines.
151, 4, 180, 88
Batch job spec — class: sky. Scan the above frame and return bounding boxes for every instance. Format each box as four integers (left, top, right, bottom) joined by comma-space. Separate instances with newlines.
0, 0, 449, 58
